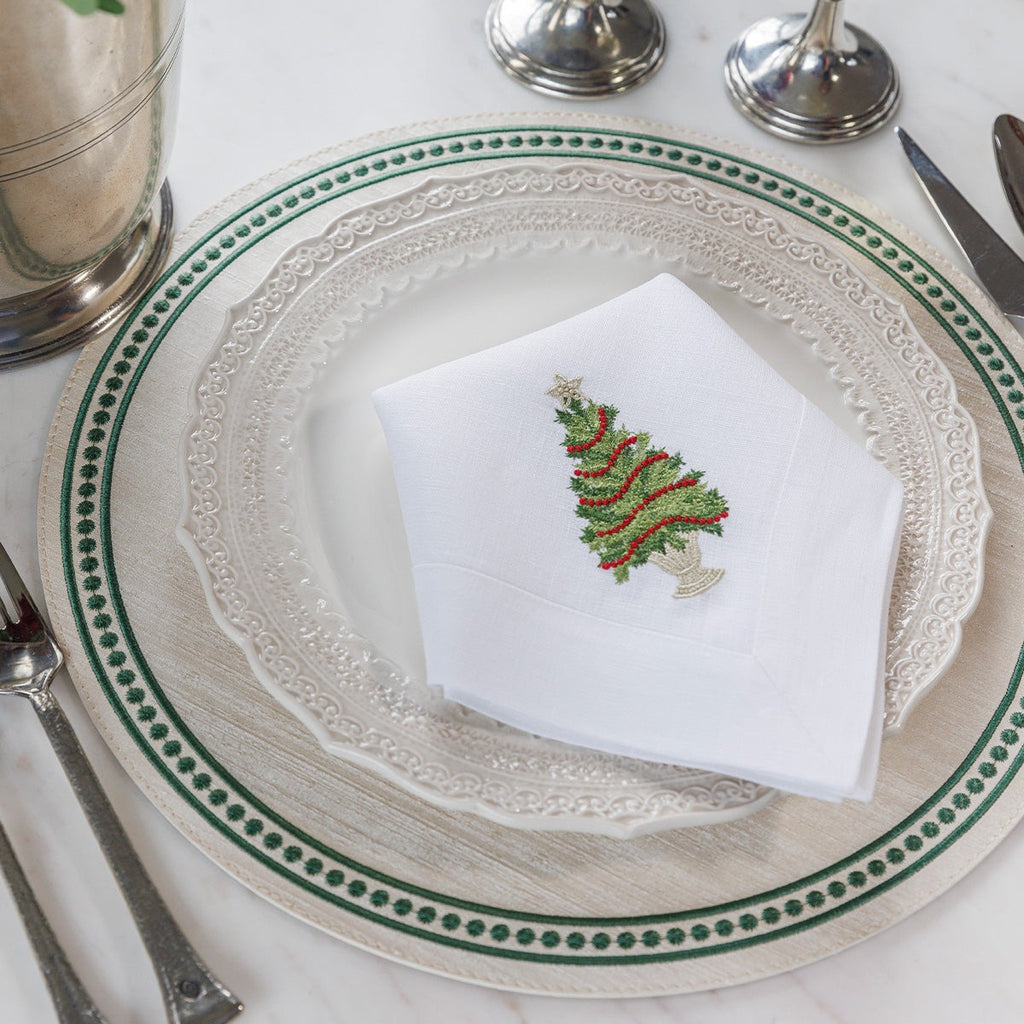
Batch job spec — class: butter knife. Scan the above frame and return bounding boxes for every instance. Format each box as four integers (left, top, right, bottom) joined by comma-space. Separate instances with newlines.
895, 125, 1024, 336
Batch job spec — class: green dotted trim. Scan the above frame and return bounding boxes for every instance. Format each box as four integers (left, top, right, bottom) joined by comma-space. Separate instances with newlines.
60, 123, 1024, 964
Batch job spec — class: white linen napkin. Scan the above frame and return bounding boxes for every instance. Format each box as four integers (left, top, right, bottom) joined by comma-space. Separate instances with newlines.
372, 275, 903, 801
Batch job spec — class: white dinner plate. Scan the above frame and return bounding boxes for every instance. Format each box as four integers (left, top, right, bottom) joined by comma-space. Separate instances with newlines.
178, 161, 987, 835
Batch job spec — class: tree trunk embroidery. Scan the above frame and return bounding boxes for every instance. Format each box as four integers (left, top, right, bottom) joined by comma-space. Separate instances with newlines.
549, 374, 728, 597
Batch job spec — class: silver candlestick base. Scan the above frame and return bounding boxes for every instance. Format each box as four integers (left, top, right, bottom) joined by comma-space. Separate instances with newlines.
724, 0, 900, 143
485, 0, 666, 99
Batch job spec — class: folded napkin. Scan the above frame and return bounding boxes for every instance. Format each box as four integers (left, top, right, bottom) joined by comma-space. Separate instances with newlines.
372, 275, 903, 801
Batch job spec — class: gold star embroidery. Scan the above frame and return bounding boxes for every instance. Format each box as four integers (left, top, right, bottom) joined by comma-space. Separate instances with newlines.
546, 374, 587, 407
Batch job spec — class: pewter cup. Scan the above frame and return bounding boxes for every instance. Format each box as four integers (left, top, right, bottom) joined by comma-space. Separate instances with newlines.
0, 0, 184, 366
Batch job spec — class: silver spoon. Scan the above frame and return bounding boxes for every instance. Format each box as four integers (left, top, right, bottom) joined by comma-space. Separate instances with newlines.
993, 114, 1024, 236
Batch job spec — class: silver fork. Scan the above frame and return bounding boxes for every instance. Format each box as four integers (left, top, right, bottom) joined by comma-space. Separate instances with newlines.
0, 815, 110, 1024
0, 539, 243, 1024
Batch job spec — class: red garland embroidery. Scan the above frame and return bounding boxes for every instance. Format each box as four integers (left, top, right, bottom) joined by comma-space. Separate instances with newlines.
551, 375, 729, 595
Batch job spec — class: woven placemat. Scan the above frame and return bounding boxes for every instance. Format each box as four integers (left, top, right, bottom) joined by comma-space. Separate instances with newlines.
37, 113, 1024, 994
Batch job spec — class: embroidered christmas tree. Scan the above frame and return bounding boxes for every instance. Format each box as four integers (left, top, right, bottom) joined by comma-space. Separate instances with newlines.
548, 374, 728, 597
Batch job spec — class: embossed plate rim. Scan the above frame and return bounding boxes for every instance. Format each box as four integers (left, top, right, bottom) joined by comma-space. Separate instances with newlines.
176, 158, 986, 835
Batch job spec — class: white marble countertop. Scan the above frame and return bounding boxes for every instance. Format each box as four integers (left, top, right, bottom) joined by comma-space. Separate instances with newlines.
3, 2, 1024, 1021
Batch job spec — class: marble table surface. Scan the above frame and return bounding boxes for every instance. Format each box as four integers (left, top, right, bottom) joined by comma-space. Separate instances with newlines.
3, 2, 1024, 1021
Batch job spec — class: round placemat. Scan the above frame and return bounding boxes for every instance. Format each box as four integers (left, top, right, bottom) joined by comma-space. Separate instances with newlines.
37, 113, 1024, 995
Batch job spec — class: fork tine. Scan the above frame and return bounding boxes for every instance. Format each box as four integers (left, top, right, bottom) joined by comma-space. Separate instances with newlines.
0, 539, 33, 610
0, 538, 45, 642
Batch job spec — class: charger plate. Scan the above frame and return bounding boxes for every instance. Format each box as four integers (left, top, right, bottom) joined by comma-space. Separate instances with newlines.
37, 114, 1024, 994
175, 161, 985, 834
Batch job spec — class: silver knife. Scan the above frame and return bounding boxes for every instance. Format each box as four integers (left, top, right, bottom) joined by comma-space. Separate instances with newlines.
895, 125, 1024, 336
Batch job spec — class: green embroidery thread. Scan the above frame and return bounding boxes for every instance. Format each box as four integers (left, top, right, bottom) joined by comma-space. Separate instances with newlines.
550, 375, 728, 595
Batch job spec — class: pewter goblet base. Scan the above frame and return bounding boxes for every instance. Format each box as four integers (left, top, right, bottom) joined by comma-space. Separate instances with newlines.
485, 0, 666, 98
724, 4, 900, 143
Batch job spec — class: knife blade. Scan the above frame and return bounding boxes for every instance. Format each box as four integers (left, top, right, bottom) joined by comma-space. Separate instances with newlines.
993, 113, 1024, 237
895, 125, 1024, 336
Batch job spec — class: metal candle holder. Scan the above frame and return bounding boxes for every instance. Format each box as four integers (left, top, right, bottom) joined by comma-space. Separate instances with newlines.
485, 0, 666, 98
724, 0, 900, 143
